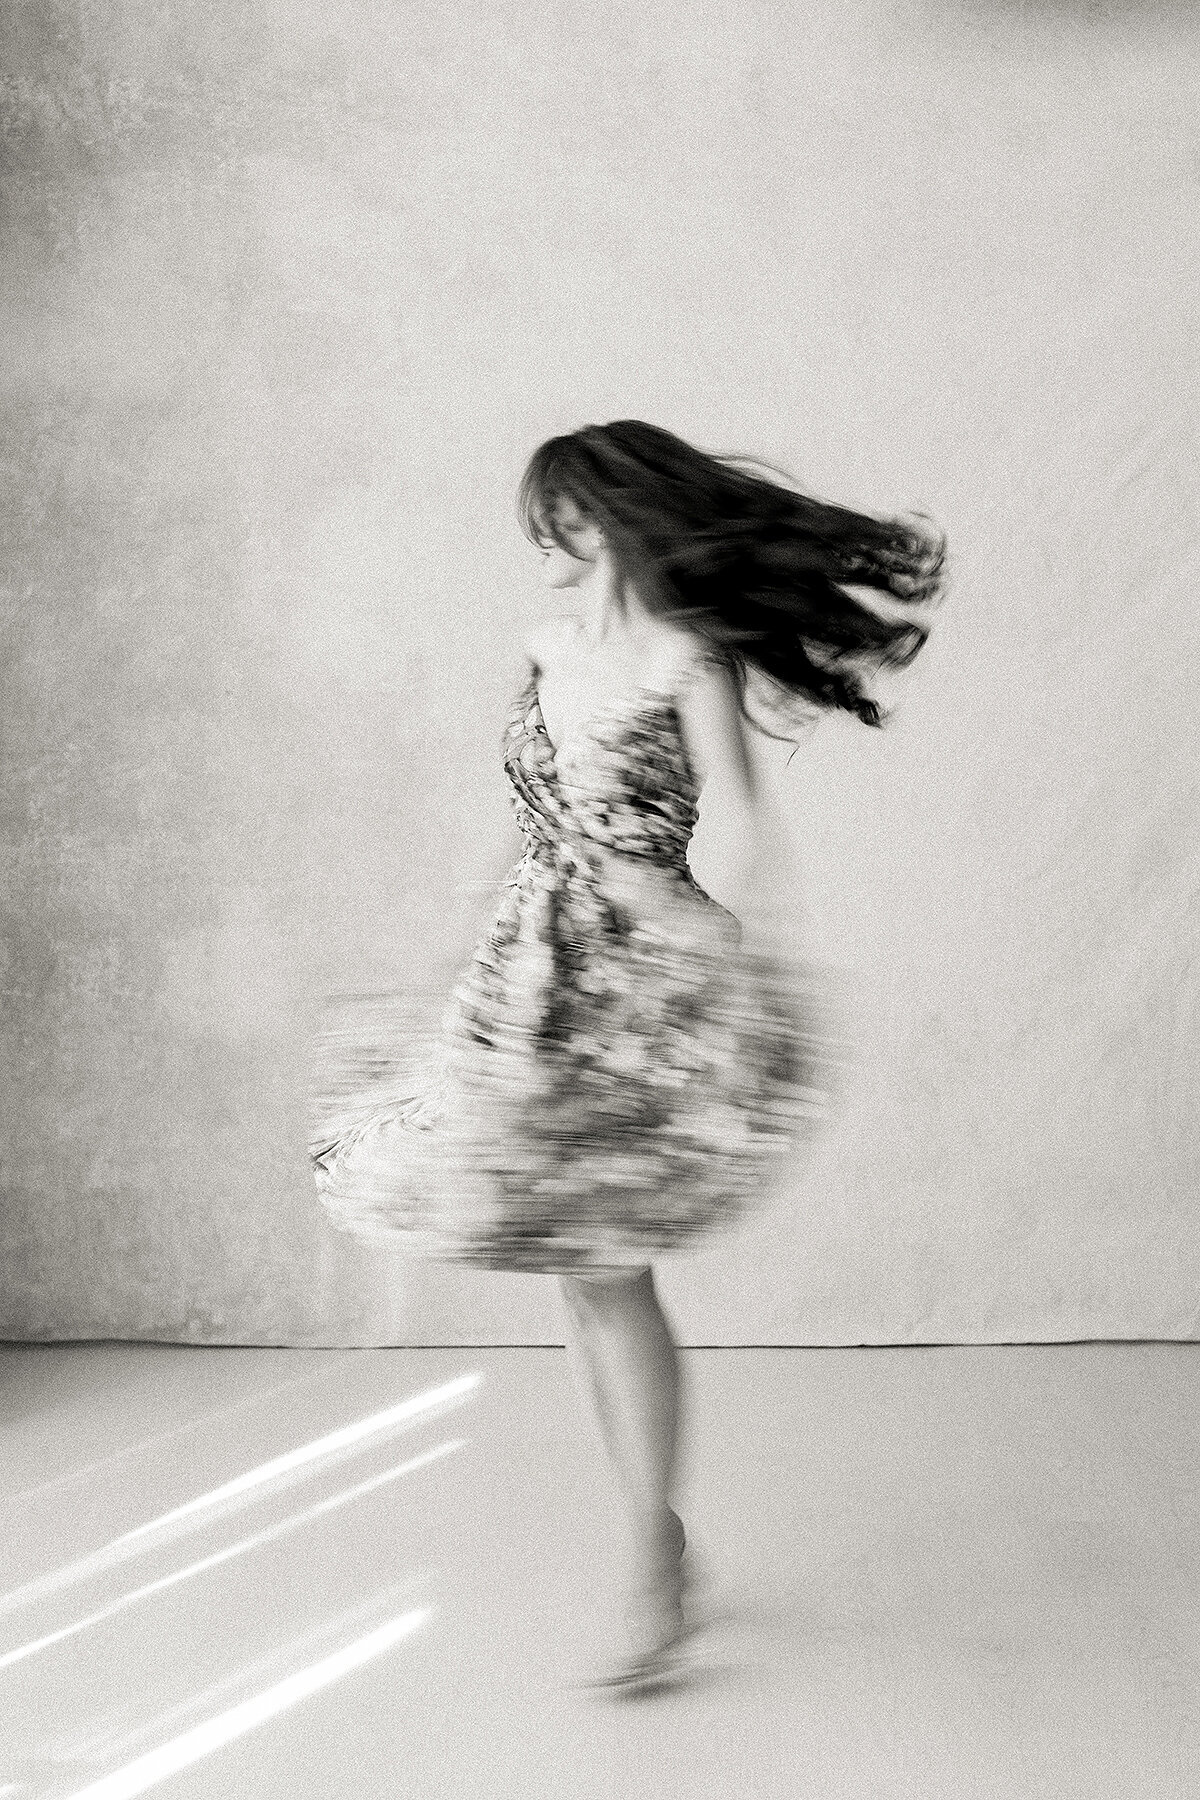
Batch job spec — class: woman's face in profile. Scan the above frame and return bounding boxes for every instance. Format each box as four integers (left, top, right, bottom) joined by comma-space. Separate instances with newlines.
535, 496, 604, 589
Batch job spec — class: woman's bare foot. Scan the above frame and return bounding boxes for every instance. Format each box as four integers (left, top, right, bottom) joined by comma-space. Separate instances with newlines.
586, 1507, 692, 1692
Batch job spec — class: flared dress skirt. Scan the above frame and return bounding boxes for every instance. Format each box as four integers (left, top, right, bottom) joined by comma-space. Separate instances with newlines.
310, 665, 838, 1273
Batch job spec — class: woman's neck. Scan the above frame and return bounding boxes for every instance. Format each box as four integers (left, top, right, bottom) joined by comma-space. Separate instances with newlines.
574, 561, 649, 649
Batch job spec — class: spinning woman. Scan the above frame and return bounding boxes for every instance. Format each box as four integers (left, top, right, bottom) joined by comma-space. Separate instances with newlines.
312, 419, 944, 1690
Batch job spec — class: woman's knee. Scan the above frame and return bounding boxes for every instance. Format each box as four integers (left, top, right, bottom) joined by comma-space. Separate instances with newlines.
558, 1263, 652, 1308
576, 1263, 651, 1285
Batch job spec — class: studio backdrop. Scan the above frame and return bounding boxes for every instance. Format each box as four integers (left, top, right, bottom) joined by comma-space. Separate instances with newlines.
2, 0, 1197, 1346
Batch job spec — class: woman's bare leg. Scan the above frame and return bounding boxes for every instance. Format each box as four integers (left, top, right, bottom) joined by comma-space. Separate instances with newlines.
558, 1264, 686, 1623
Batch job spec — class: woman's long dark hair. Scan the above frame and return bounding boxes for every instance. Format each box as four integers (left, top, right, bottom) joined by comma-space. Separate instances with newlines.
517, 420, 946, 733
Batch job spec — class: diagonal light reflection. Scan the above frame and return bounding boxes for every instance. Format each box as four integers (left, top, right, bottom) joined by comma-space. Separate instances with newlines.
54, 1579, 428, 1768
0, 1437, 464, 1674
3, 1358, 366, 1508
58, 1607, 431, 1800
0, 1372, 481, 1621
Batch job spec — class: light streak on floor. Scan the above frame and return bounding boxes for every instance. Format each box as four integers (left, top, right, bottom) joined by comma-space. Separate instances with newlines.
57, 1609, 431, 1800
47, 1577, 432, 1773
0, 1373, 481, 1622
0, 1438, 464, 1674
2, 1357, 362, 1509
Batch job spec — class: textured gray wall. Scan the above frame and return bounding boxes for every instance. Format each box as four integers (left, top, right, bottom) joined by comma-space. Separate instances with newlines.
2, 1, 1198, 1344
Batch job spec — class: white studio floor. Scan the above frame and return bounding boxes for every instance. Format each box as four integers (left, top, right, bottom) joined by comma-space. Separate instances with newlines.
0, 1340, 1196, 1800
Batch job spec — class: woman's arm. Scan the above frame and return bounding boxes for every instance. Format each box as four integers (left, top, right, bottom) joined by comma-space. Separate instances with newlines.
675, 655, 801, 941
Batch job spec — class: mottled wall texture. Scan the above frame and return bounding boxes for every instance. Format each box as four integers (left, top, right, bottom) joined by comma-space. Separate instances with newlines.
2, 1, 1198, 1345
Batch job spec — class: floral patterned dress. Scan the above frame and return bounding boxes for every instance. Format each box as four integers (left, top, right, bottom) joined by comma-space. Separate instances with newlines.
310, 655, 836, 1272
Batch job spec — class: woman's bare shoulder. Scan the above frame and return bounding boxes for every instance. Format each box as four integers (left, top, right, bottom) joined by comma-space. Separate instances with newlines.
524, 615, 582, 669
